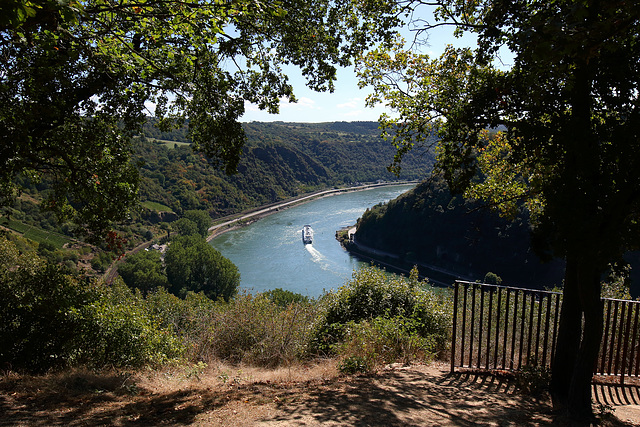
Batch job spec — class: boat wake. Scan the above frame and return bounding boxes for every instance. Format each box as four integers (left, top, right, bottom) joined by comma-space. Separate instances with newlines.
305, 244, 325, 262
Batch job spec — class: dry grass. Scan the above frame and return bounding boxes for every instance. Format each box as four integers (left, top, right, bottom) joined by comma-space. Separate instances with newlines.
135, 359, 339, 394
2, 360, 639, 426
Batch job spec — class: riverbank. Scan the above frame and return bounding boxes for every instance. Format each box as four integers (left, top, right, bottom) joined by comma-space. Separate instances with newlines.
206, 181, 417, 242
337, 226, 473, 287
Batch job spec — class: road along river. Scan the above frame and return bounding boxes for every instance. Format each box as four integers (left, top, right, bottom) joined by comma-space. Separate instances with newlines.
209, 184, 416, 297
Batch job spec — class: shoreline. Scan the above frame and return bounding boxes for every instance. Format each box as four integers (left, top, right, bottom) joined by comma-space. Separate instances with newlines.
336, 226, 471, 288
206, 181, 418, 242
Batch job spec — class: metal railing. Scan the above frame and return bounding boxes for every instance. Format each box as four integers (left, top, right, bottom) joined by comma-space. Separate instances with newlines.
451, 281, 561, 373
598, 298, 640, 384
451, 281, 640, 385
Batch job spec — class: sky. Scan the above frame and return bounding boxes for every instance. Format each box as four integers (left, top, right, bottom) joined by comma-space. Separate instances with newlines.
240, 14, 483, 124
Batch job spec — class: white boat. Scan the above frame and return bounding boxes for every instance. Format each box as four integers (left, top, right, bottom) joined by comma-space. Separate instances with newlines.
302, 225, 313, 244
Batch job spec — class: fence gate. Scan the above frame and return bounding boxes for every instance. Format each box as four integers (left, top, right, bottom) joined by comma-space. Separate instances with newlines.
451, 281, 640, 385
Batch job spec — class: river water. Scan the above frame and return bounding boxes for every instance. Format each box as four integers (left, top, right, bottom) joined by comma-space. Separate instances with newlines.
210, 184, 415, 297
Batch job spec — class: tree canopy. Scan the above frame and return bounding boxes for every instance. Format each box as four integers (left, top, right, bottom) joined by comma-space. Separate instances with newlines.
359, 0, 640, 421
117, 249, 168, 293
164, 234, 239, 301
1, 0, 399, 241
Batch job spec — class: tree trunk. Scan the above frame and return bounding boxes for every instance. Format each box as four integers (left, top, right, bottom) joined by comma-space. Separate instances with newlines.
568, 257, 602, 422
550, 255, 582, 412
550, 253, 604, 423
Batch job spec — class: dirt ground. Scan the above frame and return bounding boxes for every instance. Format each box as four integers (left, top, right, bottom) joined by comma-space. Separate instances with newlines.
1, 361, 639, 426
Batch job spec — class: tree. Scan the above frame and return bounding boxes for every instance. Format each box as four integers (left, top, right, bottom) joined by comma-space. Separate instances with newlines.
1, 0, 399, 240
164, 235, 239, 301
359, 0, 640, 421
117, 249, 168, 294
183, 210, 212, 237
172, 217, 199, 237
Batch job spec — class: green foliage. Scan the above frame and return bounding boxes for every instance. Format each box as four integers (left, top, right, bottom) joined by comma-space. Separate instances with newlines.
337, 315, 441, 374
355, 177, 564, 289
601, 264, 634, 300
183, 210, 212, 237
515, 365, 551, 396
77, 280, 184, 368
483, 272, 503, 286
6, 219, 72, 248
338, 355, 370, 374
1, 0, 401, 239
0, 237, 181, 372
1, 245, 90, 371
90, 250, 114, 273
135, 123, 432, 219
262, 288, 310, 307
361, 2, 640, 416
172, 218, 199, 237
164, 235, 239, 301
312, 265, 451, 364
117, 249, 168, 294
141, 201, 173, 212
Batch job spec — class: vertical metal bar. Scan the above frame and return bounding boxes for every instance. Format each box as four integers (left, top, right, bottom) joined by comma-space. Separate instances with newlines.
632, 302, 640, 377
478, 286, 485, 368
510, 289, 519, 370
502, 288, 511, 370
614, 301, 627, 379
518, 291, 527, 370
631, 302, 640, 377
551, 293, 561, 364
461, 283, 469, 367
451, 282, 460, 373
607, 300, 620, 375
534, 292, 543, 366
542, 294, 552, 368
526, 292, 535, 366
486, 286, 494, 369
620, 301, 633, 385
600, 299, 613, 375
469, 283, 477, 367
494, 286, 503, 369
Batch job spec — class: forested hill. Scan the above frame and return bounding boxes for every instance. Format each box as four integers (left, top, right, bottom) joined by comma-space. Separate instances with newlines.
137, 121, 434, 218
353, 176, 566, 290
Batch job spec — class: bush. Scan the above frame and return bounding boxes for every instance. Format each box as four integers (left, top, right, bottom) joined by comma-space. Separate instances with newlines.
0, 237, 183, 372
262, 288, 310, 307
144, 289, 217, 361
206, 292, 319, 367
0, 256, 95, 371
76, 280, 184, 368
337, 316, 441, 374
311, 265, 452, 367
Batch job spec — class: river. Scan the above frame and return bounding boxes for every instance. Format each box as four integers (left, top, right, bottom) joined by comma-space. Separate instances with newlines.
210, 184, 416, 297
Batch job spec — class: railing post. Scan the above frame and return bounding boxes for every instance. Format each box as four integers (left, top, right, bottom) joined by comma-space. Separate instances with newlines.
451, 282, 459, 373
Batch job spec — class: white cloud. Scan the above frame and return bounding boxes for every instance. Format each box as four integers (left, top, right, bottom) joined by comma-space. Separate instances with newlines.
337, 98, 362, 109
280, 96, 316, 110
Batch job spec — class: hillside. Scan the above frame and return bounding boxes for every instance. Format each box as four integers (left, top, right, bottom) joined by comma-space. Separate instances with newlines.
2, 121, 433, 252
137, 121, 433, 218
352, 176, 566, 290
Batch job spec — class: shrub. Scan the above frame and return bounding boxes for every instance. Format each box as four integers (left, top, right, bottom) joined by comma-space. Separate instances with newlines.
311, 265, 452, 366
144, 288, 217, 361
76, 280, 184, 368
262, 288, 310, 307
0, 237, 183, 372
206, 293, 319, 367
0, 255, 95, 371
337, 316, 441, 374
